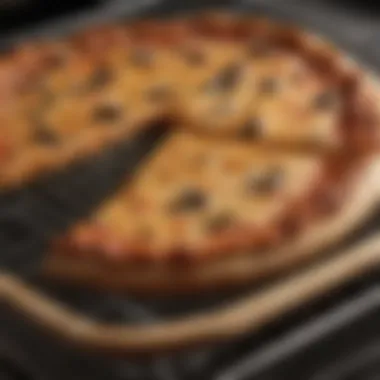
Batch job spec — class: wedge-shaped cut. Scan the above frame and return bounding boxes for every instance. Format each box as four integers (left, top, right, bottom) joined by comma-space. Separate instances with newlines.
53, 132, 330, 261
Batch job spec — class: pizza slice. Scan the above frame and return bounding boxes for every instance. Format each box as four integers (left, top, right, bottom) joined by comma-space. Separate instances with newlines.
45, 130, 380, 291
51, 131, 324, 260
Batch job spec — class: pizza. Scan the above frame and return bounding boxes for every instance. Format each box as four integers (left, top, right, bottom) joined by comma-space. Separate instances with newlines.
2, 12, 380, 292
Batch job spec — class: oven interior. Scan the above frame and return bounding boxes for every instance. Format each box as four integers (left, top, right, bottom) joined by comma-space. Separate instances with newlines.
1, 0, 380, 379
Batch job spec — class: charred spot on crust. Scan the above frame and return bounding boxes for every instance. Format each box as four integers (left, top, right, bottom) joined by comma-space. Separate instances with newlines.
92, 103, 123, 123
240, 118, 263, 139
246, 167, 284, 195
169, 188, 207, 213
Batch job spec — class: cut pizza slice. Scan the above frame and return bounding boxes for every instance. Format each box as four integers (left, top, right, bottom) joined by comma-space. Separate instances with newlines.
176, 44, 341, 146
45, 130, 380, 292
49, 131, 352, 261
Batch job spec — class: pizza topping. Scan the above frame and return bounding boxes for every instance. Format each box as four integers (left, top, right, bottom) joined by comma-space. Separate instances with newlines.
313, 91, 338, 111
204, 63, 243, 93
246, 167, 283, 195
206, 212, 235, 234
34, 125, 59, 145
86, 66, 113, 91
259, 77, 279, 95
169, 188, 207, 213
240, 118, 263, 139
92, 103, 123, 123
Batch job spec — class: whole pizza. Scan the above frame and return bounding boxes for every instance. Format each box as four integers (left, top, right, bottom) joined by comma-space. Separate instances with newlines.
2, 12, 380, 293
